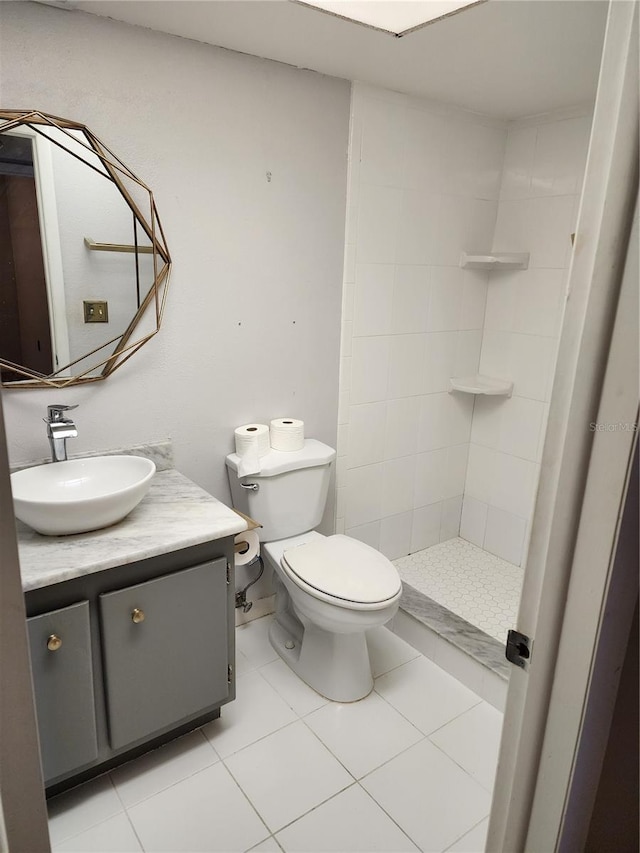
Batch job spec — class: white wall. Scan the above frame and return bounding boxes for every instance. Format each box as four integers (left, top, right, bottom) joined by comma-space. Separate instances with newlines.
337, 83, 505, 560
338, 85, 593, 568
461, 108, 592, 566
50, 133, 144, 370
0, 2, 350, 535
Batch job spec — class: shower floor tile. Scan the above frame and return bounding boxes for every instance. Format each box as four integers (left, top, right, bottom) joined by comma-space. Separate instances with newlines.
394, 537, 523, 643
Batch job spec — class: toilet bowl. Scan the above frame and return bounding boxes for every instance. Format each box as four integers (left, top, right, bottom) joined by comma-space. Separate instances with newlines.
226, 439, 402, 702
263, 532, 401, 702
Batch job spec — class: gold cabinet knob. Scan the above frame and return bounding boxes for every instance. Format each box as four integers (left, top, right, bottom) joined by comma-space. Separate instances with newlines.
131, 608, 145, 624
47, 634, 62, 652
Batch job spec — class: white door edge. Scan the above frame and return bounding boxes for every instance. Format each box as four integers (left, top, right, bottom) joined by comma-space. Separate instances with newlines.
486, 2, 639, 850
528, 201, 638, 853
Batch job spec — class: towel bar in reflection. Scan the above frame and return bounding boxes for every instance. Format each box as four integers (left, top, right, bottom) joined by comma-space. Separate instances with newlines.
84, 237, 154, 254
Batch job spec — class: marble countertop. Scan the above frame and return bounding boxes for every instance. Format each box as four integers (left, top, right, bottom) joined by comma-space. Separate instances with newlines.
18, 468, 248, 592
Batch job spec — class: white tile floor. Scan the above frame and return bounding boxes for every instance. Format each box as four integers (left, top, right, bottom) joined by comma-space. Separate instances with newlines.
48, 616, 503, 853
394, 538, 523, 642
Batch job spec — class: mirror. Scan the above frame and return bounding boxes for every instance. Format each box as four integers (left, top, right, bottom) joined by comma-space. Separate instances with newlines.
0, 110, 171, 388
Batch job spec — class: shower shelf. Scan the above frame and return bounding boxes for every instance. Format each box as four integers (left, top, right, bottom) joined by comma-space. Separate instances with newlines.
460, 252, 529, 270
449, 375, 513, 396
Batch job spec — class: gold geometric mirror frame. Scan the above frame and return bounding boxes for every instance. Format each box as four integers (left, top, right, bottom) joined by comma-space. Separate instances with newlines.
0, 110, 171, 388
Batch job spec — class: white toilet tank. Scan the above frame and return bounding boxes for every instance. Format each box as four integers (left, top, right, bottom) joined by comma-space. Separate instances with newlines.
225, 439, 336, 542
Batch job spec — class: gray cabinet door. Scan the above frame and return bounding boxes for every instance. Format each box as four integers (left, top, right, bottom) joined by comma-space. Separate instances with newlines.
99, 559, 229, 750
27, 600, 98, 783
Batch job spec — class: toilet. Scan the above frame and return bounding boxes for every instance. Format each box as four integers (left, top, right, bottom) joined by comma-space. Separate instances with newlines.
226, 439, 402, 702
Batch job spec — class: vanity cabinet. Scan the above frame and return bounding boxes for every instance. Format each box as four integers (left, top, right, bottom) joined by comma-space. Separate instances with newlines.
27, 600, 99, 781
99, 560, 229, 749
24, 539, 235, 796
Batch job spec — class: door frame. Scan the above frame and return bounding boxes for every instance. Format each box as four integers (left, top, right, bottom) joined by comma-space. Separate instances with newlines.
486, 2, 639, 849
2, 125, 71, 373
0, 382, 51, 851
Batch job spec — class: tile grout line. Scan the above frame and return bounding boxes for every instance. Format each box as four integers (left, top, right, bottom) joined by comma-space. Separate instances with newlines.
255, 658, 331, 718
426, 732, 499, 795
368, 650, 422, 682
227, 631, 429, 845
267, 781, 359, 841
212, 756, 273, 847
371, 659, 484, 739
441, 813, 491, 852
48, 774, 131, 850
352, 780, 424, 852
353, 736, 493, 853
207, 714, 300, 764
420, 696, 487, 739
122, 808, 147, 853
250, 642, 438, 784
49, 809, 145, 853
106, 730, 221, 812
214, 659, 359, 837
369, 685, 437, 741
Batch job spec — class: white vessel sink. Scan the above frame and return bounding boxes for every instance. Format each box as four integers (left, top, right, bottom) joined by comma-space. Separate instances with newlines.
11, 455, 156, 536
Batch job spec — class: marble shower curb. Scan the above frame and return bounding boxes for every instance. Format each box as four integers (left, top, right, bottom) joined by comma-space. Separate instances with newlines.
400, 581, 510, 680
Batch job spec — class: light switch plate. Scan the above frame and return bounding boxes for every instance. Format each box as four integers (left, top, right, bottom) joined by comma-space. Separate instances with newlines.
83, 301, 109, 323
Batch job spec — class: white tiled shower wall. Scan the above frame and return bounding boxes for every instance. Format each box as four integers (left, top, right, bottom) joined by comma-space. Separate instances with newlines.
462, 108, 592, 566
336, 83, 506, 560
337, 84, 592, 566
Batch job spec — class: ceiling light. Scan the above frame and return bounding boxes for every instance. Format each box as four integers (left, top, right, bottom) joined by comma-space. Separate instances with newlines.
294, 0, 486, 37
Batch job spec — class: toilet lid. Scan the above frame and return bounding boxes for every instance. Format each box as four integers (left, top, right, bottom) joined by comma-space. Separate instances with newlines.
281, 534, 401, 604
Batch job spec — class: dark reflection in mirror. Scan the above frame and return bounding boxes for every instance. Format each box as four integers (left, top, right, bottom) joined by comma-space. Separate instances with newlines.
0, 111, 171, 388
0, 134, 53, 381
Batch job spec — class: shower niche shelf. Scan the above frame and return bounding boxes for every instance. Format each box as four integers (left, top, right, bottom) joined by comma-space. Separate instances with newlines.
449, 375, 513, 397
460, 252, 529, 271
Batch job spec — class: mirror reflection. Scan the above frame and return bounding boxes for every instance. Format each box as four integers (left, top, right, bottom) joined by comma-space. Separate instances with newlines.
0, 111, 170, 388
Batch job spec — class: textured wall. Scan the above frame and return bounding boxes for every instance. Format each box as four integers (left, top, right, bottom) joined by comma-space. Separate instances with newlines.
462, 108, 592, 565
0, 2, 350, 532
337, 82, 505, 560
338, 81, 592, 568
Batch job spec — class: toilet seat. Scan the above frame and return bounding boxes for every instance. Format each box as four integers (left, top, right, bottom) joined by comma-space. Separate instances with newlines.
281, 534, 401, 609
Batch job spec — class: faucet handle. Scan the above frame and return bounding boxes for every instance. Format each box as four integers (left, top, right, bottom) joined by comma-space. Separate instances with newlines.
46, 404, 78, 422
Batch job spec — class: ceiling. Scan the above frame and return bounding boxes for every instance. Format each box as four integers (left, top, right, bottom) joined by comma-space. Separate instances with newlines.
69, 0, 609, 119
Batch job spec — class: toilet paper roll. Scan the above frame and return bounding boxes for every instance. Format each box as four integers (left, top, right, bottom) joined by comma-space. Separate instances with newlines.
234, 423, 270, 477
269, 418, 305, 452
234, 530, 260, 566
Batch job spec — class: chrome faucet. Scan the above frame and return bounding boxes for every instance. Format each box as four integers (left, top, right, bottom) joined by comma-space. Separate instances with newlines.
45, 404, 78, 463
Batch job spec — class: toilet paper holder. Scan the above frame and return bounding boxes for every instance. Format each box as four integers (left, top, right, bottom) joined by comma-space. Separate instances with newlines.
231, 508, 262, 557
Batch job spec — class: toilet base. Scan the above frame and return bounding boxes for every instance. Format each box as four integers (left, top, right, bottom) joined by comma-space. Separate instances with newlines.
269, 616, 373, 703
263, 536, 399, 703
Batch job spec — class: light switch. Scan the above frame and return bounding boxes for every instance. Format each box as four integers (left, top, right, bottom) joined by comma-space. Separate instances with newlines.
83, 301, 109, 323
